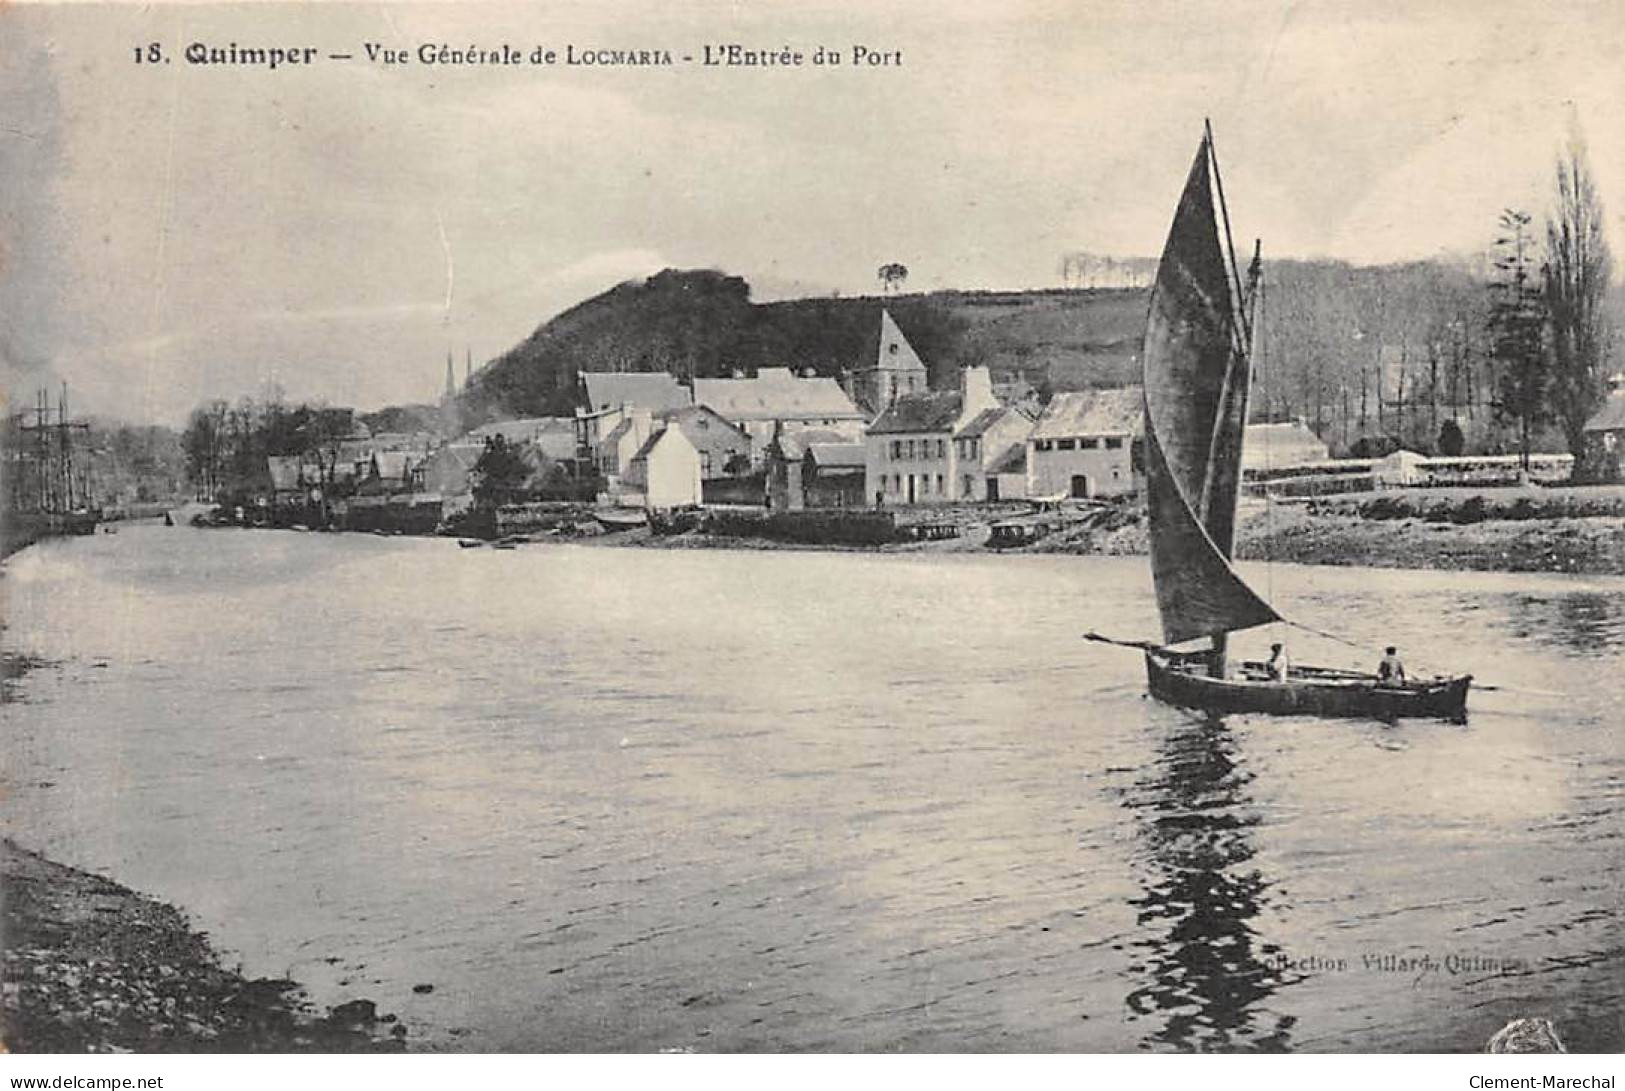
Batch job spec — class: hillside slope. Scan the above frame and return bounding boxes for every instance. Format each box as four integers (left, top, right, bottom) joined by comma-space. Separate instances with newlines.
461, 269, 1146, 422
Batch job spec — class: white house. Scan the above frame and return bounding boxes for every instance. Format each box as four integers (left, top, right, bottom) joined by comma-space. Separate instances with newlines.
625, 426, 702, 510
1028, 387, 1143, 499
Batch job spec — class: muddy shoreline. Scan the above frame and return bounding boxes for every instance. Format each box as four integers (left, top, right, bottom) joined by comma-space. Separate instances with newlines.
0, 839, 406, 1053
581, 506, 1625, 577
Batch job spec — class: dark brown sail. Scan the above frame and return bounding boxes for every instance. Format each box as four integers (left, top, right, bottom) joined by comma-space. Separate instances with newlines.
1142, 134, 1280, 645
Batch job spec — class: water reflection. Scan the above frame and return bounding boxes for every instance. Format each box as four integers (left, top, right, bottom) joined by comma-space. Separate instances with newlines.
1503, 592, 1625, 656
1121, 714, 1297, 1051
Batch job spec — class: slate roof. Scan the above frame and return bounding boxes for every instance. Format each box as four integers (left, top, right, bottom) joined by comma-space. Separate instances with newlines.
769, 428, 847, 461
630, 426, 694, 465
868, 391, 963, 435
1030, 387, 1143, 441
986, 443, 1028, 475
956, 407, 1012, 440
693, 369, 864, 422
875, 309, 929, 375
806, 442, 867, 468
580, 372, 692, 413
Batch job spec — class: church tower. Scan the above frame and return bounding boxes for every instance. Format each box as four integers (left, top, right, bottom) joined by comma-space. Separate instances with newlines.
439, 350, 461, 438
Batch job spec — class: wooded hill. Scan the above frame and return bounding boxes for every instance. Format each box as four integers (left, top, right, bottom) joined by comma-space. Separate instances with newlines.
456, 261, 1612, 456
459, 269, 1146, 424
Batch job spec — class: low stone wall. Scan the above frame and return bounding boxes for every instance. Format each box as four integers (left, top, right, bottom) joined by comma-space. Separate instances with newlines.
703, 509, 899, 546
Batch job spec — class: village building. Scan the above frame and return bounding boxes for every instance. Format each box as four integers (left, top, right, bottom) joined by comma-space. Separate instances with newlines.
579, 371, 693, 415
1582, 374, 1625, 481
693, 368, 866, 458
986, 444, 1030, 501
1241, 419, 1331, 474
575, 371, 694, 473
953, 405, 1035, 502
764, 427, 851, 511
1374, 448, 1428, 488
847, 309, 930, 418
595, 408, 658, 484
865, 366, 1001, 505
624, 426, 702, 511
412, 442, 484, 513
657, 405, 753, 479
1027, 386, 1143, 499
803, 443, 868, 509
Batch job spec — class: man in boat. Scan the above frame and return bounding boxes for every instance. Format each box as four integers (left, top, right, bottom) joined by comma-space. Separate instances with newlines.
1266, 642, 1290, 681
1377, 646, 1407, 686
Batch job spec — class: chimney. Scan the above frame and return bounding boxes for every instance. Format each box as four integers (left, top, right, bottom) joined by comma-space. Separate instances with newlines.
960, 366, 996, 416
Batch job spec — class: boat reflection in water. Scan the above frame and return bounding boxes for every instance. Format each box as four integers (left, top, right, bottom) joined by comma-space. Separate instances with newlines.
1121, 713, 1299, 1051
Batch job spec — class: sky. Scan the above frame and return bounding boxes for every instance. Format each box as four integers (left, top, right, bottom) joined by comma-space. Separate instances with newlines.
2, 0, 1622, 425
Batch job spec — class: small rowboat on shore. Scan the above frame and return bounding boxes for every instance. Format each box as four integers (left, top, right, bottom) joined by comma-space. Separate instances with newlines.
594, 508, 648, 531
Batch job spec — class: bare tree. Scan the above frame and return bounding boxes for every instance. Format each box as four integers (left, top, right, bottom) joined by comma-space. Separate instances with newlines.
1543, 139, 1615, 473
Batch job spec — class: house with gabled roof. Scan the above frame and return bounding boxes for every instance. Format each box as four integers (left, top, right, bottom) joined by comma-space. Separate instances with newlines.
1582, 374, 1625, 480
693, 368, 865, 458
864, 366, 1001, 505
625, 425, 702, 510
658, 404, 752, 480
954, 405, 1035, 502
1028, 386, 1143, 499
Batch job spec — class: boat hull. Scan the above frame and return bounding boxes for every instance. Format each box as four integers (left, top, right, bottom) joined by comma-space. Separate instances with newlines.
1144, 649, 1470, 723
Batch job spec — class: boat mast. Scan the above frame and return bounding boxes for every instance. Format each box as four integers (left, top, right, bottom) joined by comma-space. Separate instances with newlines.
1200, 122, 1252, 678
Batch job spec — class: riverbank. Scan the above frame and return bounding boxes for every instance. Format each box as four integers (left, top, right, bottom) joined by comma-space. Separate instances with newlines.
0, 840, 406, 1052
582, 500, 1625, 576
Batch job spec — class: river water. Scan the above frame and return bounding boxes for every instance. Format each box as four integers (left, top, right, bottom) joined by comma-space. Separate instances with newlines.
2, 525, 1621, 1052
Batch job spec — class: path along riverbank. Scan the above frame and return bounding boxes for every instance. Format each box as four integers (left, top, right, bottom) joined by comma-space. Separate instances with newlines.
0, 839, 406, 1052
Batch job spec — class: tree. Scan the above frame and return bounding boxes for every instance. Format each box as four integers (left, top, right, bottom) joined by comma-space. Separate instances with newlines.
1543, 140, 1614, 472
470, 435, 531, 507
1488, 209, 1549, 471
1437, 418, 1465, 457
877, 263, 908, 295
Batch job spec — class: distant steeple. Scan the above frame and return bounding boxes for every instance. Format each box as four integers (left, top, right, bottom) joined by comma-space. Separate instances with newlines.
440, 350, 461, 438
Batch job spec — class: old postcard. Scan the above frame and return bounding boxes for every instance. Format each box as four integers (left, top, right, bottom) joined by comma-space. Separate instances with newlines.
2, 0, 1622, 1064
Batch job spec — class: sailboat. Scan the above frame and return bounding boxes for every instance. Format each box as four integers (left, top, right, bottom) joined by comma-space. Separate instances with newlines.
1098, 123, 1471, 723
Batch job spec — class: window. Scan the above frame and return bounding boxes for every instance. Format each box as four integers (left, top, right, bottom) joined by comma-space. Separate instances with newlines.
892, 440, 902, 460
1105, 437, 1123, 450
1035, 440, 1052, 452
906, 439, 915, 459
701, 452, 712, 476
936, 474, 944, 494
962, 475, 973, 497
1058, 439, 1076, 451
1081, 438, 1099, 449
936, 439, 945, 459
